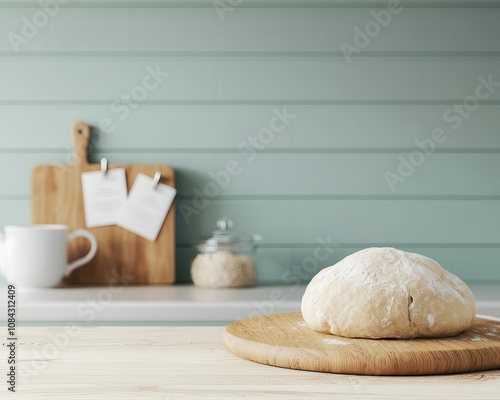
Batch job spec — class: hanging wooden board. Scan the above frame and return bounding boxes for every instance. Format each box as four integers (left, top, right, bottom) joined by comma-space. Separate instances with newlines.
32, 121, 176, 284
223, 312, 500, 376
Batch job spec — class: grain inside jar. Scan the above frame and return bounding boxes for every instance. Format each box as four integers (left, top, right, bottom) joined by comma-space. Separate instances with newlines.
190, 218, 261, 289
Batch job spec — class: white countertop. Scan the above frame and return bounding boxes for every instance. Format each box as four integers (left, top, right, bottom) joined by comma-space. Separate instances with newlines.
2, 283, 500, 322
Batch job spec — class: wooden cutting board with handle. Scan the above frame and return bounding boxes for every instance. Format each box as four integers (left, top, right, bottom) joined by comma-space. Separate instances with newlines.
223, 312, 500, 375
32, 121, 175, 284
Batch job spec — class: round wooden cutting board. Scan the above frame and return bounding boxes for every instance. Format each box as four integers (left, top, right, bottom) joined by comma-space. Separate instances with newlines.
223, 312, 500, 376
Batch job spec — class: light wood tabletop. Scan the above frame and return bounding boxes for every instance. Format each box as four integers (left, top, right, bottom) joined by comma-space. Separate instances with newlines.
1, 326, 499, 399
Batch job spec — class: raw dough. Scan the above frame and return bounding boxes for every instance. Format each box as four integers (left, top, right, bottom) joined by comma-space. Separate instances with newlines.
301, 247, 475, 339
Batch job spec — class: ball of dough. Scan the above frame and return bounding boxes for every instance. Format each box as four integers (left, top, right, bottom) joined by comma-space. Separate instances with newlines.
301, 247, 475, 339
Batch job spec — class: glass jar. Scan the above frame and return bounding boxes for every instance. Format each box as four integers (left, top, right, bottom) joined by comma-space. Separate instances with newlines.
190, 218, 262, 289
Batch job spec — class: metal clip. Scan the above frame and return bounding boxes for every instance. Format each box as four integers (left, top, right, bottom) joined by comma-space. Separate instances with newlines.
101, 158, 108, 176
153, 171, 162, 189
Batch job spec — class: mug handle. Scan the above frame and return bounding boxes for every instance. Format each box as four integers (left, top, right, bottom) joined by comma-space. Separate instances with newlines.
65, 230, 98, 277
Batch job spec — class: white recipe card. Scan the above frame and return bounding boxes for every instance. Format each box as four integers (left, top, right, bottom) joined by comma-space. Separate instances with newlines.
116, 173, 176, 242
81, 168, 128, 228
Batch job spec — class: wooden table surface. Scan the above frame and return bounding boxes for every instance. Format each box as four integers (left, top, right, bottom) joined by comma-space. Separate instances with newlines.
1, 326, 499, 399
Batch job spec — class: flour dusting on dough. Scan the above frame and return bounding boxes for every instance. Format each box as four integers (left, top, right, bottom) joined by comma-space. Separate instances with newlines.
323, 338, 350, 346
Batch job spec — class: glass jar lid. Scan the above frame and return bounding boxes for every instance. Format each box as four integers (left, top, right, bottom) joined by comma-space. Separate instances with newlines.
197, 217, 261, 253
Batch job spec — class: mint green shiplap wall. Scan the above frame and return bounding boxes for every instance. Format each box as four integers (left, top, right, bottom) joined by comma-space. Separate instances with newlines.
0, 0, 500, 285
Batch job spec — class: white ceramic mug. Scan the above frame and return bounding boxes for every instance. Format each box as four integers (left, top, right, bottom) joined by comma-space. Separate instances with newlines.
0, 225, 98, 288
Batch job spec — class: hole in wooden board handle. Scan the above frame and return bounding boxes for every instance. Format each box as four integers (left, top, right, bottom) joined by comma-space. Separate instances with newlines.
73, 121, 91, 166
